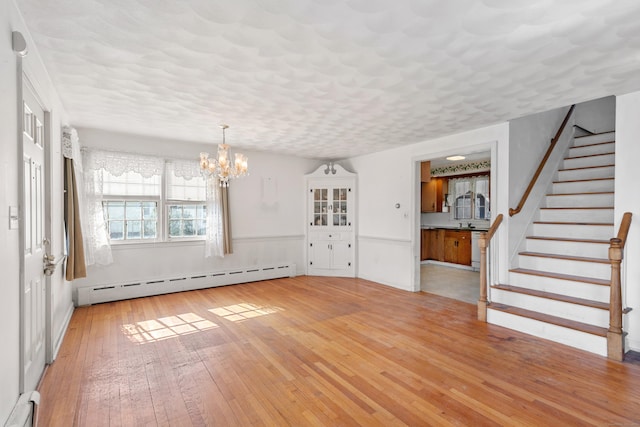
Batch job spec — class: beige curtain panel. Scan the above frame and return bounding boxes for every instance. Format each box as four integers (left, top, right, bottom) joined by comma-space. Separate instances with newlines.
221, 186, 232, 255
64, 158, 87, 280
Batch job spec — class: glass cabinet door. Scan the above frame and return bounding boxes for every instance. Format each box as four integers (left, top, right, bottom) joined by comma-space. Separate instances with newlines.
312, 188, 328, 226
332, 187, 348, 226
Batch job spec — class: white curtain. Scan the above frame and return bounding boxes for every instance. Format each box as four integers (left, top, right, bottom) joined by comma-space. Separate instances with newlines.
81, 149, 164, 266
205, 176, 224, 258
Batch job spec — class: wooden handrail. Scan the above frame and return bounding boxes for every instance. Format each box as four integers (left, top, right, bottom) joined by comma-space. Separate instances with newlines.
509, 105, 575, 217
616, 212, 632, 247
607, 212, 632, 361
477, 213, 504, 321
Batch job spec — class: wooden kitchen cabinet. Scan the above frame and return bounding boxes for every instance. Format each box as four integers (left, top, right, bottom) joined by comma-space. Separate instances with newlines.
444, 230, 471, 266
421, 161, 431, 182
421, 178, 441, 212
421, 229, 430, 260
421, 178, 448, 213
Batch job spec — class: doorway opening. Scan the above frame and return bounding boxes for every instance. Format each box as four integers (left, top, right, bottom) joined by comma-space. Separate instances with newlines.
417, 150, 492, 304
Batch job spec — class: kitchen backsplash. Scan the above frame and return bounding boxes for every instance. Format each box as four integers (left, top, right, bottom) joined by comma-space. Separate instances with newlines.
421, 212, 490, 229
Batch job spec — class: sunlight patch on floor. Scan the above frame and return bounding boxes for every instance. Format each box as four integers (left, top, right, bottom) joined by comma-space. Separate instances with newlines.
209, 303, 282, 322
122, 313, 218, 344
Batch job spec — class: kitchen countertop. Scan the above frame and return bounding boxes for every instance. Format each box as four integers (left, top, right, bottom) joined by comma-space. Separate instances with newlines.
421, 225, 489, 232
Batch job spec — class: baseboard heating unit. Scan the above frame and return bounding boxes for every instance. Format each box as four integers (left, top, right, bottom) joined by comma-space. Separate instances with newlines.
76, 263, 296, 306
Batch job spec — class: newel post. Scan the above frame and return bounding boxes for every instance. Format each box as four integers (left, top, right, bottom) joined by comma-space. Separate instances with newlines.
607, 237, 624, 361
477, 232, 488, 322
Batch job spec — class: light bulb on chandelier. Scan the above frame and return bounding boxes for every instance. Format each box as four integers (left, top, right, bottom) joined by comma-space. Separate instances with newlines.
199, 124, 248, 187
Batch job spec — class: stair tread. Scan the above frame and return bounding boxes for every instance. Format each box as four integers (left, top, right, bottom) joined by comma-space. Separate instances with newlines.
519, 251, 609, 264
569, 141, 615, 149
526, 236, 609, 244
552, 177, 614, 184
558, 164, 615, 172
492, 284, 609, 310
565, 152, 615, 160
533, 221, 613, 226
540, 207, 613, 210
510, 268, 609, 286
574, 131, 615, 138
488, 303, 608, 337
546, 191, 613, 196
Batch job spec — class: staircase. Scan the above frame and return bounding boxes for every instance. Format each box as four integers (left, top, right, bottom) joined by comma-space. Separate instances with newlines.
488, 130, 621, 357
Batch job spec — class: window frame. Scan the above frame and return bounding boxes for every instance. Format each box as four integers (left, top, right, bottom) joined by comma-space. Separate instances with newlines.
102, 196, 162, 244
100, 159, 208, 245
451, 175, 490, 221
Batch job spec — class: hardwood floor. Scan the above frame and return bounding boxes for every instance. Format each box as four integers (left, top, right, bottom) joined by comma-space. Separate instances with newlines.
38, 276, 640, 426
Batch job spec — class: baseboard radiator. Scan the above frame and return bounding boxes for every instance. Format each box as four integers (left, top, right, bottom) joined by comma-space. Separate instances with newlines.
5, 391, 40, 427
76, 263, 296, 306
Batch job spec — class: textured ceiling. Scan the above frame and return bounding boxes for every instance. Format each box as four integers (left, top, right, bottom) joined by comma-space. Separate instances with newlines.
16, 0, 640, 159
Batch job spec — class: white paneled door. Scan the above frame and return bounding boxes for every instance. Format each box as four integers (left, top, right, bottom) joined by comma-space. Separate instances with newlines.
22, 80, 47, 392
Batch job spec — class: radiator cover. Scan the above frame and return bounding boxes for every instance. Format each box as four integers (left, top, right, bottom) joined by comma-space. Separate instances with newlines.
76, 263, 296, 306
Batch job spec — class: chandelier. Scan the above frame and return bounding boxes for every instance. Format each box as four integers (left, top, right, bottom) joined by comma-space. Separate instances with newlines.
199, 124, 248, 186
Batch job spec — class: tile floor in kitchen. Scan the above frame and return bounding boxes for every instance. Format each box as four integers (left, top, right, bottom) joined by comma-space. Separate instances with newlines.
420, 263, 480, 304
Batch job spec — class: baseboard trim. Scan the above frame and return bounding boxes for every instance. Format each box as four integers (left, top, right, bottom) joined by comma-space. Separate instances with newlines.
52, 303, 74, 361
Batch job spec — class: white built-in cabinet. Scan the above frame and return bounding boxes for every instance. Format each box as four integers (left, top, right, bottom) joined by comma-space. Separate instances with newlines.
306, 163, 356, 277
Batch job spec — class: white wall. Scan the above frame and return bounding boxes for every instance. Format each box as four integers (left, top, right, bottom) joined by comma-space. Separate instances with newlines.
72, 129, 319, 296
508, 106, 574, 261
615, 91, 640, 352
0, 1, 71, 423
575, 96, 616, 134
345, 123, 510, 291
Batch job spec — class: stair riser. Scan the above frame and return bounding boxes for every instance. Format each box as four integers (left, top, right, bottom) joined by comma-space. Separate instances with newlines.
552, 179, 614, 194
563, 154, 615, 169
487, 309, 607, 356
532, 223, 614, 240
518, 256, 611, 280
491, 289, 609, 328
508, 271, 610, 302
573, 132, 615, 146
545, 193, 614, 208
568, 142, 615, 157
539, 208, 613, 223
525, 239, 609, 259
557, 166, 614, 181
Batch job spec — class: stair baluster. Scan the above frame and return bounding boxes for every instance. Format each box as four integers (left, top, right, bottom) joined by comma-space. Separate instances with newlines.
478, 213, 503, 321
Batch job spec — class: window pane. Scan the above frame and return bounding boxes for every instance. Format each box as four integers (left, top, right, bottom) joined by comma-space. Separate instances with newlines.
183, 220, 195, 236
127, 220, 142, 239
196, 219, 206, 235
126, 202, 142, 219
169, 220, 181, 237
107, 202, 125, 220
143, 221, 157, 238
169, 205, 182, 219
142, 202, 157, 220
109, 221, 124, 240
183, 205, 197, 219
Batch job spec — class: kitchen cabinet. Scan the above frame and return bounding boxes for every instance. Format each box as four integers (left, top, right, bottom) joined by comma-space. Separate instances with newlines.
421, 229, 429, 260
444, 230, 471, 266
422, 229, 444, 261
421, 161, 431, 182
421, 178, 448, 213
306, 163, 356, 277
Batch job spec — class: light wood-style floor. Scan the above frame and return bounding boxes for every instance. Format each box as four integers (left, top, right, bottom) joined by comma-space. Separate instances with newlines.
38, 276, 640, 426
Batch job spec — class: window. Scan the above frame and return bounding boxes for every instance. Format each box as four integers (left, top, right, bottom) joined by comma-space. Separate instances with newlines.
98, 161, 208, 242
451, 175, 490, 220
103, 201, 158, 240
166, 162, 207, 239
101, 170, 161, 242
